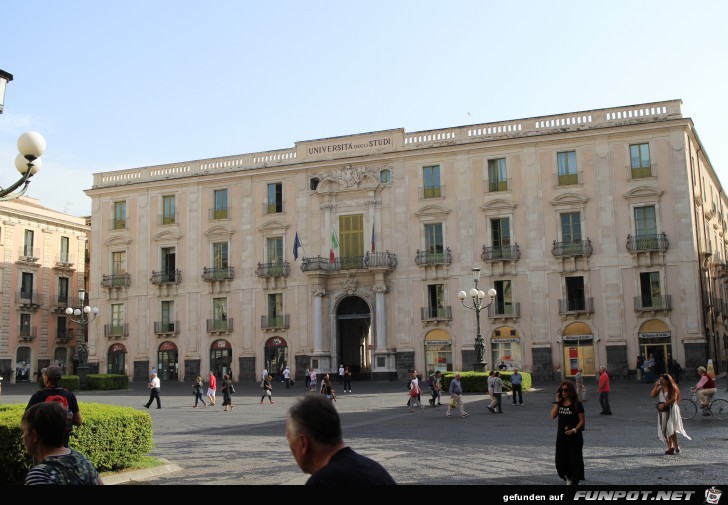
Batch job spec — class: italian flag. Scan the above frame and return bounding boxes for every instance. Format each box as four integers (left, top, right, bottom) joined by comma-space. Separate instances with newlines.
329, 230, 339, 264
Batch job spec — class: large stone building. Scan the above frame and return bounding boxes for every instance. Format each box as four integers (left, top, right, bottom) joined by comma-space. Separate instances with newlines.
0, 197, 89, 382
84, 99, 727, 383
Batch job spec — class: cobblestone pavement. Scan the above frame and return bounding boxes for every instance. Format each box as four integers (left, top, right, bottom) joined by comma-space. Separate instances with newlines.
2, 375, 726, 485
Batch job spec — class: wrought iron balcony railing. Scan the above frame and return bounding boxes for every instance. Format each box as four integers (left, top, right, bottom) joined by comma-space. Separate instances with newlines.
487, 303, 521, 319
101, 273, 131, 289
261, 315, 290, 329
154, 321, 180, 334
558, 297, 594, 315
626, 233, 668, 253
481, 244, 521, 262
202, 266, 235, 282
19, 326, 38, 339
552, 239, 593, 257
301, 251, 398, 272
207, 318, 233, 333
104, 324, 129, 338
420, 306, 453, 321
151, 269, 181, 285
255, 261, 291, 278
634, 295, 672, 312
415, 247, 452, 266
56, 327, 75, 341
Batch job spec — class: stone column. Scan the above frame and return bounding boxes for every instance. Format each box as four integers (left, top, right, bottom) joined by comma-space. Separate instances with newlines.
312, 289, 326, 353
374, 284, 387, 350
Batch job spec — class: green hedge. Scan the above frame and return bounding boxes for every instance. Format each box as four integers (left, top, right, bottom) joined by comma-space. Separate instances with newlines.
440, 370, 532, 393
57, 374, 129, 391
0, 402, 153, 485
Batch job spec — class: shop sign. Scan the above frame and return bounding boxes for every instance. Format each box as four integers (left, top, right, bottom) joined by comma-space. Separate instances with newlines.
425, 340, 451, 346
491, 338, 520, 343
638, 332, 671, 339
562, 334, 593, 341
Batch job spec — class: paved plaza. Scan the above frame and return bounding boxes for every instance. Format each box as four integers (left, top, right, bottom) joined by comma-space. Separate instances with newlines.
2, 375, 726, 486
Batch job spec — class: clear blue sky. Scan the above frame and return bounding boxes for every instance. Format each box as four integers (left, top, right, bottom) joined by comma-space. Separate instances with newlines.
2, 1, 727, 217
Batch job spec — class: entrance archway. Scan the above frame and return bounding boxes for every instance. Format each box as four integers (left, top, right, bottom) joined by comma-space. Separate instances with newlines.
561, 322, 596, 377
336, 296, 371, 374
264, 336, 288, 379
210, 339, 232, 379
107, 343, 127, 374
638, 320, 672, 375
157, 341, 179, 381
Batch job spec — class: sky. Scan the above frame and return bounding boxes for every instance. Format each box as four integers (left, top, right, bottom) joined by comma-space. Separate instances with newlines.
2, 1, 728, 217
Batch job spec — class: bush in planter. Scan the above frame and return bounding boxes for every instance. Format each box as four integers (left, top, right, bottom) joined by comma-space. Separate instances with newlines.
440, 370, 532, 393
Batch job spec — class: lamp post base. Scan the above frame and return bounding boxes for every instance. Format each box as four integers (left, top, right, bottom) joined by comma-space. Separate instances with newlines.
77, 365, 90, 390
473, 362, 487, 373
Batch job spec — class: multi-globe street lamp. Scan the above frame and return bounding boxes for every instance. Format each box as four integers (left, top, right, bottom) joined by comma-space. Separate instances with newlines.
458, 267, 497, 373
66, 289, 99, 389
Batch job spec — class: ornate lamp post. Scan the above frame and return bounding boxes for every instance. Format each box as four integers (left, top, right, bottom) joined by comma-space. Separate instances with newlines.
458, 267, 497, 373
0, 69, 13, 114
66, 289, 99, 389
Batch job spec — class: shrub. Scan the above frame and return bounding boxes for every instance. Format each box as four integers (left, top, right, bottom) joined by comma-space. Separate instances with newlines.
441, 370, 532, 393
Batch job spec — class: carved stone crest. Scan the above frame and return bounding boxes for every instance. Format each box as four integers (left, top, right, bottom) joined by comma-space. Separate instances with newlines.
344, 273, 358, 294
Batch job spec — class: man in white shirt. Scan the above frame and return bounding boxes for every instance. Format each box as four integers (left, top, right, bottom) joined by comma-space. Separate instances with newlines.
144, 372, 161, 409
261, 368, 268, 387
283, 366, 291, 389
338, 364, 345, 385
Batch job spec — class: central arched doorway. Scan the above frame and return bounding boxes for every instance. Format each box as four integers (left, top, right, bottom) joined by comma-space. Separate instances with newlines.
336, 296, 371, 374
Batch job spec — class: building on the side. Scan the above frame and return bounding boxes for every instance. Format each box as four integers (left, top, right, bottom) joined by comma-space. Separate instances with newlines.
0, 196, 90, 382
83, 99, 728, 383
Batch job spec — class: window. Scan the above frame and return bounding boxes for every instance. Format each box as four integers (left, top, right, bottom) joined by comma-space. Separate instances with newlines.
424, 223, 444, 260
557, 151, 578, 186
309, 177, 320, 191
267, 293, 283, 327
161, 247, 176, 275
20, 313, 32, 337
112, 251, 126, 274
561, 212, 582, 254
634, 206, 657, 248
21, 272, 33, 298
162, 195, 175, 224
161, 300, 174, 330
339, 214, 364, 268
423, 165, 441, 198
111, 303, 124, 333
213, 242, 229, 269
266, 183, 283, 214
379, 169, 392, 183
267, 237, 283, 263
488, 158, 508, 192
639, 272, 661, 308
23, 229, 34, 256
113, 201, 126, 229
213, 189, 228, 219
60, 236, 70, 263
427, 284, 446, 318
493, 280, 513, 315
491, 218, 512, 259
58, 277, 69, 305
57, 315, 68, 339
565, 276, 586, 311
212, 298, 228, 330
630, 143, 651, 178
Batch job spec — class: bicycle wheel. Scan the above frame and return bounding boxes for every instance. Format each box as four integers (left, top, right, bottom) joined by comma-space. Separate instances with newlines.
709, 399, 728, 420
679, 399, 697, 420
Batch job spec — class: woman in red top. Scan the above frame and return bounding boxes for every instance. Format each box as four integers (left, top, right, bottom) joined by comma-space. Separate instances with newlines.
598, 366, 612, 415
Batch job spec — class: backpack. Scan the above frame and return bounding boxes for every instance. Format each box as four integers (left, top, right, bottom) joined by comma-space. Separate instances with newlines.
44, 391, 72, 432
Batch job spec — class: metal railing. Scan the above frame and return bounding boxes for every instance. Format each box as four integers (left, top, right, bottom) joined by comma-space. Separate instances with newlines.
202, 266, 235, 282
487, 303, 521, 318
209, 207, 230, 220
558, 297, 594, 314
16, 291, 42, 306
101, 273, 131, 288
54, 253, 75, 265
554, 171, 581, 187
56, 327, 75, 341
151, 269, 181, 284
414, 247, 452, 266
262, 202, 285, 214
19, 326, 38, 339
261, 315, 290, 329
301, 251, 398, 272
633, 295, 672, 312
420, 306, 453, 321
481, 244, 521, 261
104, 324, 129, 337
552, 239, 593, 257
485, 178, 510, 193
255, 261, 291, 278
207, 318, 233, 332
159, 213, 177, 225
18, 246, 40, 259
626, 233, 668, 252
154, 321, 179, 334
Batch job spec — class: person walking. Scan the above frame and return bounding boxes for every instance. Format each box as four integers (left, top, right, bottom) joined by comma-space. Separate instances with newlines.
207, 370, 217, 406
511, 368, 524, 405
221, 374, 234, 411
26, 365, 82, 448
446, 372, 468, 417
643, 354, 655, 383
487, 370, 497, 413
575, 368, 587, 402
143, 372, 161, 409
304, 367, 310, 389
551, 380, 585, 485
669, 360, 683, 385
260, 375, 275, 404
261, 367, 268, 387
343, 366, 352, 392
429, 370, 443, 406
22, 402, 103, 485
691, 366, 717, 415
320, 374, 335, 401
338, 364, 345, 385
283, 366, 291, 389
597, 366, 612, 415
651, 373, 690, 454
637, 354, 645, 383
492, 371, 504, 413
193, 375, 207, 408
407, 370, 424, 412
286, 394, 396, 485
309, 369, 318, 392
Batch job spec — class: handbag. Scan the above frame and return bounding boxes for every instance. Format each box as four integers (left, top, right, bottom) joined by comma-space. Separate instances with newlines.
449, 397, 457, 408
266, 389, 272, 397
409, 388, 420, 398
655, 401, 665, 411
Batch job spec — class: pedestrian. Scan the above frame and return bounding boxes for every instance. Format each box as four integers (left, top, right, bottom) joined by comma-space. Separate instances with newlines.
144, 372, 161, 409
575, 368, 587, 402
26, 365, 82, 448
669, 360, 682, 385
320, 374, 335, 401
597, 366, 612, 415
304, 367, 310, 389
37, 367, 48, 390
151, 366, 158, 376
644, 354, 655, 383
511, 367, 524, 405
286, 394, 396, 485
221, 374, 235, 411
283, 366, 291, 389
637, 354, 645, 382
691, 366, 717, 415
22, 402, 103, 485
446, 372, 468, 417
343, 366, 352, 393
487, 370, 497, 413
261, 367, 268, 387
429, 370, 443, 406
338, 364, 345, 385
309, 368, 318, 392
651, 373, 690, 454
492, 371, 504, 413
551, 380, 585, 485
407, 370, 424, 412
193, 375, 207, 408
498, 361, 508, 371
207, 370, 217, 406
260, 375, 275, 404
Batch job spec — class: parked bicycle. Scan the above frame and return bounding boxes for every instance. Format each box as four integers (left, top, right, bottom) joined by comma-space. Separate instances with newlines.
679, 390, 728, 420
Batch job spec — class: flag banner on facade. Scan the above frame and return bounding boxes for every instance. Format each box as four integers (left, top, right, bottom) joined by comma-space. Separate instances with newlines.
330, 229, 339, 264
293, 231, 302, 261
371, 222, 375, 252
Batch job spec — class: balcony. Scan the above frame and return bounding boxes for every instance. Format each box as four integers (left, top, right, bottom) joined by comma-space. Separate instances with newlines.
481, 244, 521, 262
54, 253, 75, 267
626, 233, 669, 253
300, 251, 398, 273
634, 295, 672, 314
110, 217, 127, 231
16, 291, 42, 309
50, 294, 78, 313
262, 202, 285, 215
101, 273, 131, 289
420, 306, 453, 322
159, 213, 177, 225
202, 266, 235, 282
485, 178, 510, 193
554, 171, 582, 187
419, 185, 446, 199
487, 303, 521, 320
17, 246, 40, 261
209, 207, 230, 220
552, 239, 593, 257
104, 323, 129, 338
255, 261, 291, 278
19, 326, 38, 340
261, 315, 290, 330
151, 269, 181, 285
207, 318, 233, 333
415, 247, 452, 266
154, 321, 180, 335
558, 297, 594, 316
56, 327, 75, 343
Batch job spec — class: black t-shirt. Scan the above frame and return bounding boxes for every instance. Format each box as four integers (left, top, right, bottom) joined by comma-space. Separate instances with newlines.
556, 401, 584, 440
27, 387, 80, 416
307, 447, 396, 486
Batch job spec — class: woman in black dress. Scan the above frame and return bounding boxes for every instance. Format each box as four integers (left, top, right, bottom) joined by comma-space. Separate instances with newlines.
550, 380, 585, 485
221, 374, 234, 411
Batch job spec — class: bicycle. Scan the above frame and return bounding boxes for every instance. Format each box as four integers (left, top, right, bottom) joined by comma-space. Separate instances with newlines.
679, 390, 728, 420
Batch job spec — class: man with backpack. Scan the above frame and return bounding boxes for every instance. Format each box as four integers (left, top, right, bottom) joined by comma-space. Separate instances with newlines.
25, 365, 82, 448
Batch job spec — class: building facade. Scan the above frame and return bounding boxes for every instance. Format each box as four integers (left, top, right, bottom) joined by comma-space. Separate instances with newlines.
84, 99, 728, 383
0, 197, 90, 382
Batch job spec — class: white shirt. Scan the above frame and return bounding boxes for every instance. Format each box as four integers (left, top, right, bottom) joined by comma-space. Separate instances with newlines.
150, 376, 160, 388
283, 368, 290, 379
262, 369, 268, 380
339, 366, 345, 376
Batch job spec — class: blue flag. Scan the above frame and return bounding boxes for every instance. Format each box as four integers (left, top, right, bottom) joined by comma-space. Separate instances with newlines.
293, 232, 301, 261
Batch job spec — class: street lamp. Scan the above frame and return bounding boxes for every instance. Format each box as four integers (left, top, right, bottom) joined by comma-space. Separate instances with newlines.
0, 131, 46, 202
66, 289, 99, 389
458, 267, 497, 373
0, 69, 12, 114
